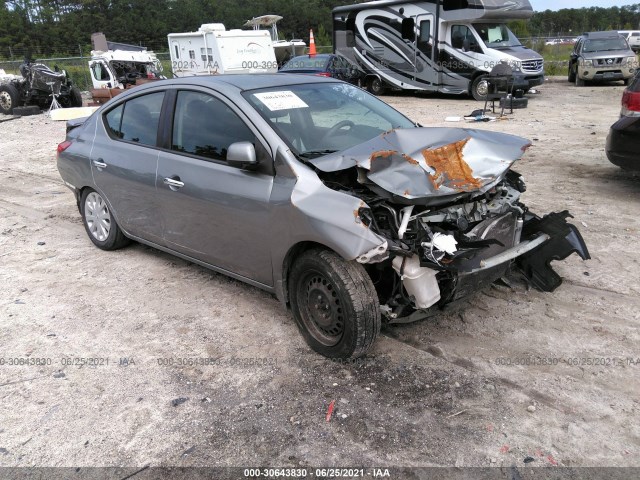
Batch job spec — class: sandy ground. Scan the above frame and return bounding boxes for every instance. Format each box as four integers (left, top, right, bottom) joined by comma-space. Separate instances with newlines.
0, 78, 639, 472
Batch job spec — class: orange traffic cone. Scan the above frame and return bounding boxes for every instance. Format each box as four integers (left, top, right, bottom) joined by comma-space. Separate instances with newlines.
309, 29, 317, 57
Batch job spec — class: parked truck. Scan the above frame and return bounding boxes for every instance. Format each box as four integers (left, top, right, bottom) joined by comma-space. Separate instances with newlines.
333, 0, 544, 99
88, 33, 165, 105
168, 23, 278, 76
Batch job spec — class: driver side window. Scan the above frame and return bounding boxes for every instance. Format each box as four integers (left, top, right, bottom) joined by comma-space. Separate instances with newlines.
451, 25, 480, 53
171, 90, 254, 162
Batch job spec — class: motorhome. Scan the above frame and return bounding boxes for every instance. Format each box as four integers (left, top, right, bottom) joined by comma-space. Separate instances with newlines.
168, 24, 278, 76
333, 0, 544, 99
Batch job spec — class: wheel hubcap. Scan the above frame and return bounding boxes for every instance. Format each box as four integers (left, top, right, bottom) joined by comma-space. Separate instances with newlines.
0, 91, 12, 110
476, 80, 489, 97
304, 274, 344, 344
84, 192, 111, 241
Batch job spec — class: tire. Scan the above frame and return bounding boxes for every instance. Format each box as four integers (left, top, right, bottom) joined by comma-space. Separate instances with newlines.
289, 248, 381, 359
13, 105, 40, 116
0, 83, 20, 115
623, 78, 631, 86
367, 76, 386, 96
576, 75, 585, 87
80, 188, 130, 251
69, 86, 83, 107
471, 75, 489, 101
568, 63, 576, 83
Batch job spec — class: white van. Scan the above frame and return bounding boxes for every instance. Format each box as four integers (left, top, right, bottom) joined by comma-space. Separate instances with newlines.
168, 24, 278, 76
619, 30, 640, 52
333, 0, 544, 99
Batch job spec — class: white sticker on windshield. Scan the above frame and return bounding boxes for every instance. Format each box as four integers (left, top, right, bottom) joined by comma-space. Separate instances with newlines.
254, 91, 308, 111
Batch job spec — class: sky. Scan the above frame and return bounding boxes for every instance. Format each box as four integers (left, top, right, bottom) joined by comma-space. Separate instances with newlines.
531, 0, 637, 11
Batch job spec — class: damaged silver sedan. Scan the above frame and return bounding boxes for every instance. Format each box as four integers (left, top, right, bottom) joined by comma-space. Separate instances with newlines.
57, 75, 589, 359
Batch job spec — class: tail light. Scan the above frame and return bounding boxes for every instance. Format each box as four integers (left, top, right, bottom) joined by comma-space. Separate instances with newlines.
57, 140, 72, 155
621, 90, 640, 117
315, 72, 332, 77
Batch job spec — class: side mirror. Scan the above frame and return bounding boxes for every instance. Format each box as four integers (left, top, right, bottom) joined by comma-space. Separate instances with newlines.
227, 141, 257, 168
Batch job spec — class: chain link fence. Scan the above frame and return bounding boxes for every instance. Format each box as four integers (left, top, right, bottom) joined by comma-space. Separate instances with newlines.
1, 46, 334, 91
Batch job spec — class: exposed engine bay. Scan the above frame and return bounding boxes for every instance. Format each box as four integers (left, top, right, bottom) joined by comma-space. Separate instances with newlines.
306, 128, 590, 323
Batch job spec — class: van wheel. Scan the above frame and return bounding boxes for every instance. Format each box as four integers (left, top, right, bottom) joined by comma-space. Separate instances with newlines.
367, 77, 386, 95
471, 75, 489, 101
289, 248, 380, 359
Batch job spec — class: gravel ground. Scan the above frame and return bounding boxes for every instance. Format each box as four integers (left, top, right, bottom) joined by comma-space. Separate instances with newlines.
0, 78, 639, 472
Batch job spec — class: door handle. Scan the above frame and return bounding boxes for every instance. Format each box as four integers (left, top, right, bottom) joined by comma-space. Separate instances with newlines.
92, 159, 107, 169
163, 177, 185, 189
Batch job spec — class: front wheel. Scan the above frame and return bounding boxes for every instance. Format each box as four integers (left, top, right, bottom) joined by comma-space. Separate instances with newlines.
80, 189, 130, 250
367, 76, 386, 96
623, 78, 631, 86
576, 74, 586, 87
289, 249, 381, 359
0, 83, 20, 115
471, 75, 489, 101
568, 64, 576, 82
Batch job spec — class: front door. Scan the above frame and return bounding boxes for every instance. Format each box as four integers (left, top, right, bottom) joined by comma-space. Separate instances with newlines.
412, 14, 438, 87
155, 89, 275, 285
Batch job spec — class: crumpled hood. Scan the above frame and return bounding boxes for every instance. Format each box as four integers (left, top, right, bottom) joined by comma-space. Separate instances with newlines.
308, 127, 531, 201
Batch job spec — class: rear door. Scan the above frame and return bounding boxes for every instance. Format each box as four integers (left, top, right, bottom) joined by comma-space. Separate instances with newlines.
155, 88, 275, 285
90, 90, 166, 244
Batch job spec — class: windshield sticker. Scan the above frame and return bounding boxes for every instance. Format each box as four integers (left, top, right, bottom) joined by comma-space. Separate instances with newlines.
254, 91, 308, 111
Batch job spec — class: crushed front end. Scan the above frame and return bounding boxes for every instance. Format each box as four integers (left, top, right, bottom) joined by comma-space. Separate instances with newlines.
308, 128, 590, 323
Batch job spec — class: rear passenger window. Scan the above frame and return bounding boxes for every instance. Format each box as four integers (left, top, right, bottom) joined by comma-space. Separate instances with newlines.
171, 90, 254, 162
104, 92, 164, 146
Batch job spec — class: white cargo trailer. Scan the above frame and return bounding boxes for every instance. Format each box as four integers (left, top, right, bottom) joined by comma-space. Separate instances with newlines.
168, 24, 278, 76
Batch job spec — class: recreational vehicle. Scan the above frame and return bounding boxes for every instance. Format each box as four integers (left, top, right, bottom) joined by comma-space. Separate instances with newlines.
168, 24, 278, 77
333, 0, 544, 99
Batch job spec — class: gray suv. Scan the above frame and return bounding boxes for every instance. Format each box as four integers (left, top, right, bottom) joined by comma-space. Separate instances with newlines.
569, 31, 638, 86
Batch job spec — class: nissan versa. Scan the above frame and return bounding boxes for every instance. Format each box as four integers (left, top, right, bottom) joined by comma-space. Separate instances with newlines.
57, 75, 590, 359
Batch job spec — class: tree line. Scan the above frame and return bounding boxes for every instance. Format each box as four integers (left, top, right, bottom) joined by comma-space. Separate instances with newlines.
2, 0, 640, 59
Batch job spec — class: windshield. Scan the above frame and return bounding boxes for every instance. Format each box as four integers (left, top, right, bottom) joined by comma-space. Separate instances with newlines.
243, 83, 415, 157
584, 37, 629, 52
473, 23, 522, 48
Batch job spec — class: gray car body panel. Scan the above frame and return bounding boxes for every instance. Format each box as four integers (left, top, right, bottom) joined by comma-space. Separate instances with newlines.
308, 127, 530, 205
57, 75, 389, 302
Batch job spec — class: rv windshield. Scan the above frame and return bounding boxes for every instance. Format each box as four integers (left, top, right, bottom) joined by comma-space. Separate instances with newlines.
244, 83, 415, 158
473, 23, 522, 48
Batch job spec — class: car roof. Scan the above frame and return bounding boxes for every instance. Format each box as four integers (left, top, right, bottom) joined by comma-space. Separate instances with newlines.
151, 73, 337, 93
582, 31, 623, 39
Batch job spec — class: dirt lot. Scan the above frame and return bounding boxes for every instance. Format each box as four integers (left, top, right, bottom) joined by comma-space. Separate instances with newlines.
0, 78, 639, 473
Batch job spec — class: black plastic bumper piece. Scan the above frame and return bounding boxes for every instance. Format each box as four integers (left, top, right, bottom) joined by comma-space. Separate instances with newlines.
516, 211, 590, 292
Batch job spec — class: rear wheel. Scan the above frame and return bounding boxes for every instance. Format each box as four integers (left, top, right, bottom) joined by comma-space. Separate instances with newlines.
0, 83, 20, 115
367, 76, 386, 96
289, 248, 380, 359
69, 86, 83, 107
80, 189, 130, 250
